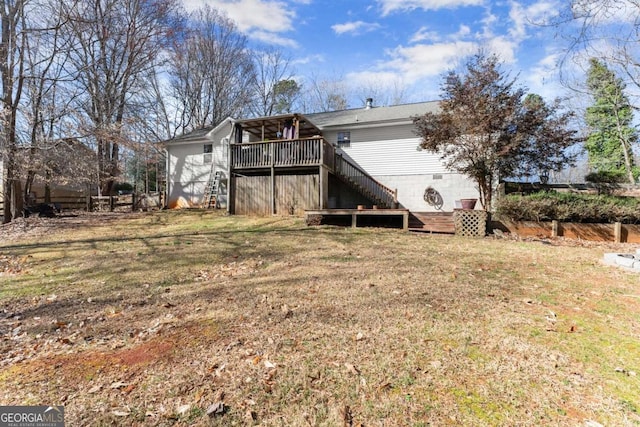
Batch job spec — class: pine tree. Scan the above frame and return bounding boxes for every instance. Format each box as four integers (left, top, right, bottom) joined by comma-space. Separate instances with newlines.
585, 58, 638, 183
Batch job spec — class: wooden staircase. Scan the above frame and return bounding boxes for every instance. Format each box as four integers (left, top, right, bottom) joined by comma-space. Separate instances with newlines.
409, 212, 455, 234
333, 153, 397, 208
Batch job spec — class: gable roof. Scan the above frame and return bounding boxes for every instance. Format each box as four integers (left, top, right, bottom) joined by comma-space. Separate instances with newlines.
161, 101, 442, 145
306, 100, 440, 129
163, 117, 235, 146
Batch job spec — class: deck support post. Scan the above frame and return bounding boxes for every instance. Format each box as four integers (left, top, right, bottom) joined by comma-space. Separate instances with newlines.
614, 222, 622, 243
270, 143, 275, 215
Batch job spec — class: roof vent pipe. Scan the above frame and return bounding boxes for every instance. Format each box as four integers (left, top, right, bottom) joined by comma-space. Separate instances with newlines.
365, 98, 373, 109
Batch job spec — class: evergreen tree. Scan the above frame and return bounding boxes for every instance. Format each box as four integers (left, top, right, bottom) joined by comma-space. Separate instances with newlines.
273, 79, 301, 115
585, 58, 638, 183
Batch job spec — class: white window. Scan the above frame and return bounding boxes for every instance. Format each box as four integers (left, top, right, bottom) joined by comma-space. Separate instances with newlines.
204, 144, 213, 164
337, 131, 351, 147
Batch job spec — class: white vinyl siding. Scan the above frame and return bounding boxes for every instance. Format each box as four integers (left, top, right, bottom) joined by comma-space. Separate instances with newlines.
321, 121, 448, 176
323, 122, 416, 144
166, 121, 232, 208
338, 137, 448, 176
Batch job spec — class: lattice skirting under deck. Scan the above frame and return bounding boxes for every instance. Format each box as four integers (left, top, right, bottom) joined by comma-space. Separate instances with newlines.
453, 210, 488, 237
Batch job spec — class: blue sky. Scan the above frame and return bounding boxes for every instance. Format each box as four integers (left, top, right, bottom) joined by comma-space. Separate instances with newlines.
182, 0, 571, 105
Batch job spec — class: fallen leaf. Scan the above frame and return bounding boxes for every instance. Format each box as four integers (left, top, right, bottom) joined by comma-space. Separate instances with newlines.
344, 363, 360, 375
110, 381, 128, 389
206, 402, 225, 417
281, 305, 293, 319
376, 382, 392, 393
176, 404, 190, 415
123, 384, 137, 394
87, 385, 102, 394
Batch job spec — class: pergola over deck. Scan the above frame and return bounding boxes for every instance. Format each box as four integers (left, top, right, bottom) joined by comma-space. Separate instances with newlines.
231, 114, 335, 170
234, 113, 323, 141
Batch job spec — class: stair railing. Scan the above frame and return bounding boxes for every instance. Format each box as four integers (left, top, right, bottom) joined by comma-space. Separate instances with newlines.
334, 153, 397, 208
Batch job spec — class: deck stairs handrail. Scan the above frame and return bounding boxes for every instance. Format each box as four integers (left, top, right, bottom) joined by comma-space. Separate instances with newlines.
333, 153, 397, 208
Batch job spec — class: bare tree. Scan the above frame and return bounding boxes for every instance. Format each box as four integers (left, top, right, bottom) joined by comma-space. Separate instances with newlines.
353, 78, 409, 107
299, 72, 349, 113
169, 5, 254, 133
250, 47, 298, 117
62, 0, 180, 195
21, 0, 78, 202
556, 0, 640, 95
0, 0, 27, 222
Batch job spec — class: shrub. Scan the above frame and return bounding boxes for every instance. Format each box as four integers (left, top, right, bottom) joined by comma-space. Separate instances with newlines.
114, 182, 134, 194
585, 170, 627, 184
495, 191, 640, 223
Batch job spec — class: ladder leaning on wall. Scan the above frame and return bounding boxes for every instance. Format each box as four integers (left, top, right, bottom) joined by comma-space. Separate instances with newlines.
203, 170, 222, 209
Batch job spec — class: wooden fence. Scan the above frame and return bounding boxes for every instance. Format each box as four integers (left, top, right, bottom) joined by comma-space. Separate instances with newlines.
88, 195, 136, 212
0, 193, 162, 217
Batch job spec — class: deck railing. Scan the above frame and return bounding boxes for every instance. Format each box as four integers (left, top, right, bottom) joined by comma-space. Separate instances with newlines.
334, 153, 397, 208
231, 137, 330, 169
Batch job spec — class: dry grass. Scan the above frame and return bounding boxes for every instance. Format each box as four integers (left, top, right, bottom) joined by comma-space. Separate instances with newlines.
0, 210, 639, 426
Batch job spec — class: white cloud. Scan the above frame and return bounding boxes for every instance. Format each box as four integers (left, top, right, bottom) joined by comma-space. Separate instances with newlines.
523, 53, 565, 100
484, 36, 518, 63
525, 0, 560, 23
331, 21, 381, 36
251, 30, 300, 48
348, 41, 478, 89
377, 0, 484, 16
410, 26, 440, 43
291, 54, 326, 65
410, 24, 470, 44
185, 0, 300, 47
453, 24, 471, 39
508, 0, 559, 40
202, 0, 295, 32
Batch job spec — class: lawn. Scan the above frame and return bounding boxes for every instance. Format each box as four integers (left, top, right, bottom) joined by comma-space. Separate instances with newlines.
0, 210, 639, 426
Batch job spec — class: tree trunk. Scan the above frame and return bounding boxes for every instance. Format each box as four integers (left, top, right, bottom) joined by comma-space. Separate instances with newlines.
10, 178, 22, 218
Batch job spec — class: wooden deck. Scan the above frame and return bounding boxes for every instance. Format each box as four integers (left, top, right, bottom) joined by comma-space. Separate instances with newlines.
408, 212, 455, 234
305, 208, 409, 230
230, 138, 398, 211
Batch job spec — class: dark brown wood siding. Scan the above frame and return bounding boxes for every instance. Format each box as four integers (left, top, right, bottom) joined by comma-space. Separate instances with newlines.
275, 174, 320, 216
234, 175, 271, 216
234, 173, 320, 216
